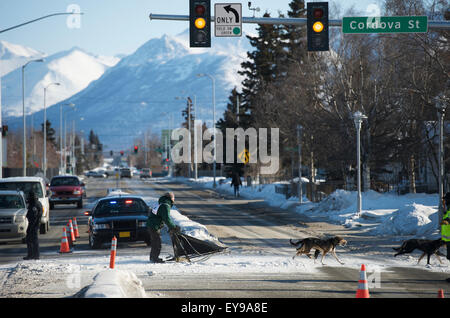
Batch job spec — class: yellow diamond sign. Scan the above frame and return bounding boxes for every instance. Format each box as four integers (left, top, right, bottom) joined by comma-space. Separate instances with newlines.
238, 149, 250, 164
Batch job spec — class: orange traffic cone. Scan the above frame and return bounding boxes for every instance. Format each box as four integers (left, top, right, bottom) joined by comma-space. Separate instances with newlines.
356, 264, 370, 298
72, 217, 80, 238
438, 289, 445, 298
110, 236, 117, 269
66, 224, 74, 248
59, 227, 71, 253
68, 220, 76, 242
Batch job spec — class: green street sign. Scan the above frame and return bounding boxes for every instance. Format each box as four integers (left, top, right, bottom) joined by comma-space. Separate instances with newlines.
342, 16, 428, 34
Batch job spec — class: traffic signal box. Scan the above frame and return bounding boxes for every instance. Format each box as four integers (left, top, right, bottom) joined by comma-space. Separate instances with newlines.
134, 146, 138, 154
190, 0, 211, 47
307, 2, 329, 51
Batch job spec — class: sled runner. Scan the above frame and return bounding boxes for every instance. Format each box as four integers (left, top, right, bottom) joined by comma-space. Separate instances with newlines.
166, 232, 227, 262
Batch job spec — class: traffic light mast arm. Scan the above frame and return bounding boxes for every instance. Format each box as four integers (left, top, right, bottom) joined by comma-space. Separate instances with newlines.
149, 13, 450, 29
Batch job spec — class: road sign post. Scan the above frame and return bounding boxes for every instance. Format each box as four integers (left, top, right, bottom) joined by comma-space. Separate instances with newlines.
342, 16, 428, 34
214, 3, 242, 37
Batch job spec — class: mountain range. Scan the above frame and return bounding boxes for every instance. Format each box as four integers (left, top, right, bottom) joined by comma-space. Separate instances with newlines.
3, 30, 251, 150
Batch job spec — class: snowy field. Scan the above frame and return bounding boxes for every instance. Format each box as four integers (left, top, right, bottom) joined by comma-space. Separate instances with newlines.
0, 177, 448, 298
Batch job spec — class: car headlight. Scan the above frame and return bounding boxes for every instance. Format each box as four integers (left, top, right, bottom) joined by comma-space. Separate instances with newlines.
138, 221, 147, 227
73, 190, 81, 195
93, 223, 110, 230
15, 215, 26, 223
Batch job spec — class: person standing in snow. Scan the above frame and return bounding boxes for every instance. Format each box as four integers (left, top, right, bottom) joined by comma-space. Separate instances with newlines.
147, 192, 180, 263
24, 191, 43, 260
231, 172, 242, 197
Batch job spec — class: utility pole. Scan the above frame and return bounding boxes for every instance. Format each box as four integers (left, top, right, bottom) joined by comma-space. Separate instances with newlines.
436, 95, 447, 228
353, 111, 367, 216
297, 125, 303, 203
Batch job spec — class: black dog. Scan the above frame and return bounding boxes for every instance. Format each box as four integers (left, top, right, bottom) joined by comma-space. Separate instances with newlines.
393, 238, 446, 265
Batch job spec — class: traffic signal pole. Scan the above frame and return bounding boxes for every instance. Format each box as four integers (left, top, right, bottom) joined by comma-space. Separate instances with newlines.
149, 13, 450, 29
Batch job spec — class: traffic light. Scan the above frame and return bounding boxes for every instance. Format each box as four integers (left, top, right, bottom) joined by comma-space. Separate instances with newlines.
120, 151, 124, 156
307, 2, 329, 51
134, 146, 138, 154
1, 125, 8, 137
189, 0, 211, 47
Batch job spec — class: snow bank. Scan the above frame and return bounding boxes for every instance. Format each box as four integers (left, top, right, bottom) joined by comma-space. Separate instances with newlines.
84, 270, 146, 298
181, 177, 441, 239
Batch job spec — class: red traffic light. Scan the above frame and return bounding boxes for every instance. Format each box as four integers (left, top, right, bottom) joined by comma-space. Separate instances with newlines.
134, 146, 138, 150
195, 4, 206, 15
313, 8, 324, 18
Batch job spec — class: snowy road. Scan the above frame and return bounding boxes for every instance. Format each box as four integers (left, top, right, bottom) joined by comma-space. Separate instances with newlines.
0, 177, 449, 298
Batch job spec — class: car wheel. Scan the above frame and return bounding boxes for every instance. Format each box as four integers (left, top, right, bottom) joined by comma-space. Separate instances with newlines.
77, 199, 83, 209
50, 202, 54, 210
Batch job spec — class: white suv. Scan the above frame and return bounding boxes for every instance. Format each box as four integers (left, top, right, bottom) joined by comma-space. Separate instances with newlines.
0, 191, 28, 242
0, 177, 50, 234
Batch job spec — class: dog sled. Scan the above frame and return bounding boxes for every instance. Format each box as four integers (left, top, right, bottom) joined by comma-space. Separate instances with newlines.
166, 232, 227, 263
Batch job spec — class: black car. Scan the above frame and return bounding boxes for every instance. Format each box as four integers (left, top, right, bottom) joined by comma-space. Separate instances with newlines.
85, 195, 151, 249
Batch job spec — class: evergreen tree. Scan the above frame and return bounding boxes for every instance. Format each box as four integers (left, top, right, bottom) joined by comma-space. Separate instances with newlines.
238, 12, 285, 128
41, 120, 56, 145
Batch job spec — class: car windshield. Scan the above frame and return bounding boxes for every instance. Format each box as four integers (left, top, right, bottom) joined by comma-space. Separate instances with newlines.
0, 195, 25, 209
93, 198, 148, 217
0, 182, 43, 198
51, 177, 80, 186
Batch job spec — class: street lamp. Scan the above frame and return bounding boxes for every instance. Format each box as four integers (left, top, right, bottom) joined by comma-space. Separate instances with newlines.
197, 73, 216, 188
297, 125, 303, 203
60, 103, 75, 174
22, 59, 44, 176
353, 111, 367, 216
43, 82, 60, 179
436, 95, 447, 227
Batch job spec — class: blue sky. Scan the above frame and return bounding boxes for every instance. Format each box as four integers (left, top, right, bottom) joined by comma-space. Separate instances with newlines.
0, 0, 380, 57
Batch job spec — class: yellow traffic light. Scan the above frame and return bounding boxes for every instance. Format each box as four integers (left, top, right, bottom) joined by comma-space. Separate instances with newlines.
195, 17, 206, 29
313, 21, 324, 33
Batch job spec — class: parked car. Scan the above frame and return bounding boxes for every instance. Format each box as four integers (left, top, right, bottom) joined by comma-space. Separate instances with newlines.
0, 177, 50, 234
120, 168, 132, 178
85, 170, 107, 178
0, 191, 28, 243
49, 175, 85, 209
140, 168, 152, 179
85, 195, 151, 249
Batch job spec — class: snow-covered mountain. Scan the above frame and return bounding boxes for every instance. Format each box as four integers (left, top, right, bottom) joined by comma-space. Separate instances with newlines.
1, 44, 120, 117
10, 30, 251, 150
0, 41, 46, 77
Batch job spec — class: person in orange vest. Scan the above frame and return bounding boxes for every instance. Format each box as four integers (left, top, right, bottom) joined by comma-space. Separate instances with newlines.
442, 193, 450, 283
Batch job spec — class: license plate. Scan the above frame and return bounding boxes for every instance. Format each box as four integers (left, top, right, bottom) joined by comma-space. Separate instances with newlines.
119, 231, 130, 238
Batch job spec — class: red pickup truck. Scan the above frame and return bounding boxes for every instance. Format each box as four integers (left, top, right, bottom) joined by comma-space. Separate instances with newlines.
49, 175, 85, 209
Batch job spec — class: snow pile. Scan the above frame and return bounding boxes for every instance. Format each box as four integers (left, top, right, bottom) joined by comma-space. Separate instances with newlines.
182, 177, 441, 238
84, 270, 146, 298
375, 203, 438, 236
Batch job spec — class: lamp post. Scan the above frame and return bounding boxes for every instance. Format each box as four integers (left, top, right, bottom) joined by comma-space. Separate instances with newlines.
436, 95, 447, 227
197, 73, 216, 188
60, 103, 75, 174
22, 59, 44, 176
43, 82, 60, 179
353, 111, 367, 216
297, 125, 303, 203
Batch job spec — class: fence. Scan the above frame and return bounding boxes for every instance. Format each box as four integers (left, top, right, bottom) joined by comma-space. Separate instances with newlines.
2, 168, 60, 181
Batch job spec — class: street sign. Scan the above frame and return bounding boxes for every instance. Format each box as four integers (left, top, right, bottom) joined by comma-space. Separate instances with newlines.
238, 148, 250, 164
342, 16, 428, 34
214, 3, 242, 37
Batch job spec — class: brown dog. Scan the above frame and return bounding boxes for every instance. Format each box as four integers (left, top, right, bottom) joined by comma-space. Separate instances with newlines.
290, 236, 347, 265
